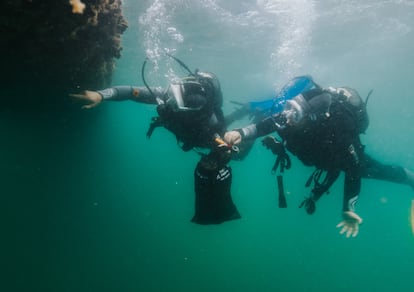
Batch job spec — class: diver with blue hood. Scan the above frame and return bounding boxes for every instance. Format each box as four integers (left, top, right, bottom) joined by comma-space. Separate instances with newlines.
224, 77, 414, 237
70, 55, 243, 224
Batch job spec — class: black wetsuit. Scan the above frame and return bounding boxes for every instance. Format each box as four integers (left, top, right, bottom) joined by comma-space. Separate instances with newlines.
239, 87, 409, 213
97, 71, 241, 224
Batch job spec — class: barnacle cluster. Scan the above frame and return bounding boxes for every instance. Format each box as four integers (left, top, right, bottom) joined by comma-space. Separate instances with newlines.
2, 0, 128, 109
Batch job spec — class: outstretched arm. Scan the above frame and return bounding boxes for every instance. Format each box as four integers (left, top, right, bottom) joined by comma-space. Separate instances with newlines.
224, 114, 285, 145
70, 86, 163, 109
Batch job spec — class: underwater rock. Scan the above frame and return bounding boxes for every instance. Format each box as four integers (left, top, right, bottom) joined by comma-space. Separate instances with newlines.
1, 0, 128, 110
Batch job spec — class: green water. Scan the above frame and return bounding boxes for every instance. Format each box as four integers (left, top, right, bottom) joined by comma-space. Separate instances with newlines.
3, 1, 414, 291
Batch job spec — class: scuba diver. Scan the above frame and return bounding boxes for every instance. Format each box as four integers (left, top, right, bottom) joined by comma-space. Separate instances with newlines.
224, 77, 414, 237
70, 56, 245, 225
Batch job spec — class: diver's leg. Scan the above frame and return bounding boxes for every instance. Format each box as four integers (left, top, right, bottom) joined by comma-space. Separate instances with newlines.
360, 154, 414, 189
191, 154, 241, 225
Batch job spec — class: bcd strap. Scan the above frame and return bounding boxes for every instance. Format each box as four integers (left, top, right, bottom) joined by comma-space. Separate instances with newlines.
306, 169, 340, 201
271, 152, 291, 174
277, 175, 287, 208
269, 144, 291, 208
299, 169, 340, 214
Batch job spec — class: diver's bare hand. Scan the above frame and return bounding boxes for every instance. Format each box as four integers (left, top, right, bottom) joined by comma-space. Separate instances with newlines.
336, 211, 363, 238
224, 131, 242, 145
69, 90, 103, 109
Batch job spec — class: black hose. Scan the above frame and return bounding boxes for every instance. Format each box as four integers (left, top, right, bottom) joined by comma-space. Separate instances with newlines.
277, 175, 287, 208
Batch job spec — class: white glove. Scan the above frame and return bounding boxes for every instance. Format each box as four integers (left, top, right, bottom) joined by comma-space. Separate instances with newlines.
224, 131, 242, 145
336, 211, 363, 238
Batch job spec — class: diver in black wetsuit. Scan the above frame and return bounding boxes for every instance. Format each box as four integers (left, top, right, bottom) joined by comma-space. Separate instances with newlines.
71, 66, 244, 225
224, 82, 414, 237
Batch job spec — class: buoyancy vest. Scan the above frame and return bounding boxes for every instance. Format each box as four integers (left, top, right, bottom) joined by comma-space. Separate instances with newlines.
279, 87, 369, 170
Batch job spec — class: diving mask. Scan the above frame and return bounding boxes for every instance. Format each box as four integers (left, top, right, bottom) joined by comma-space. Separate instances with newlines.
283, 94, 310, 125
164, 80, 207, 112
